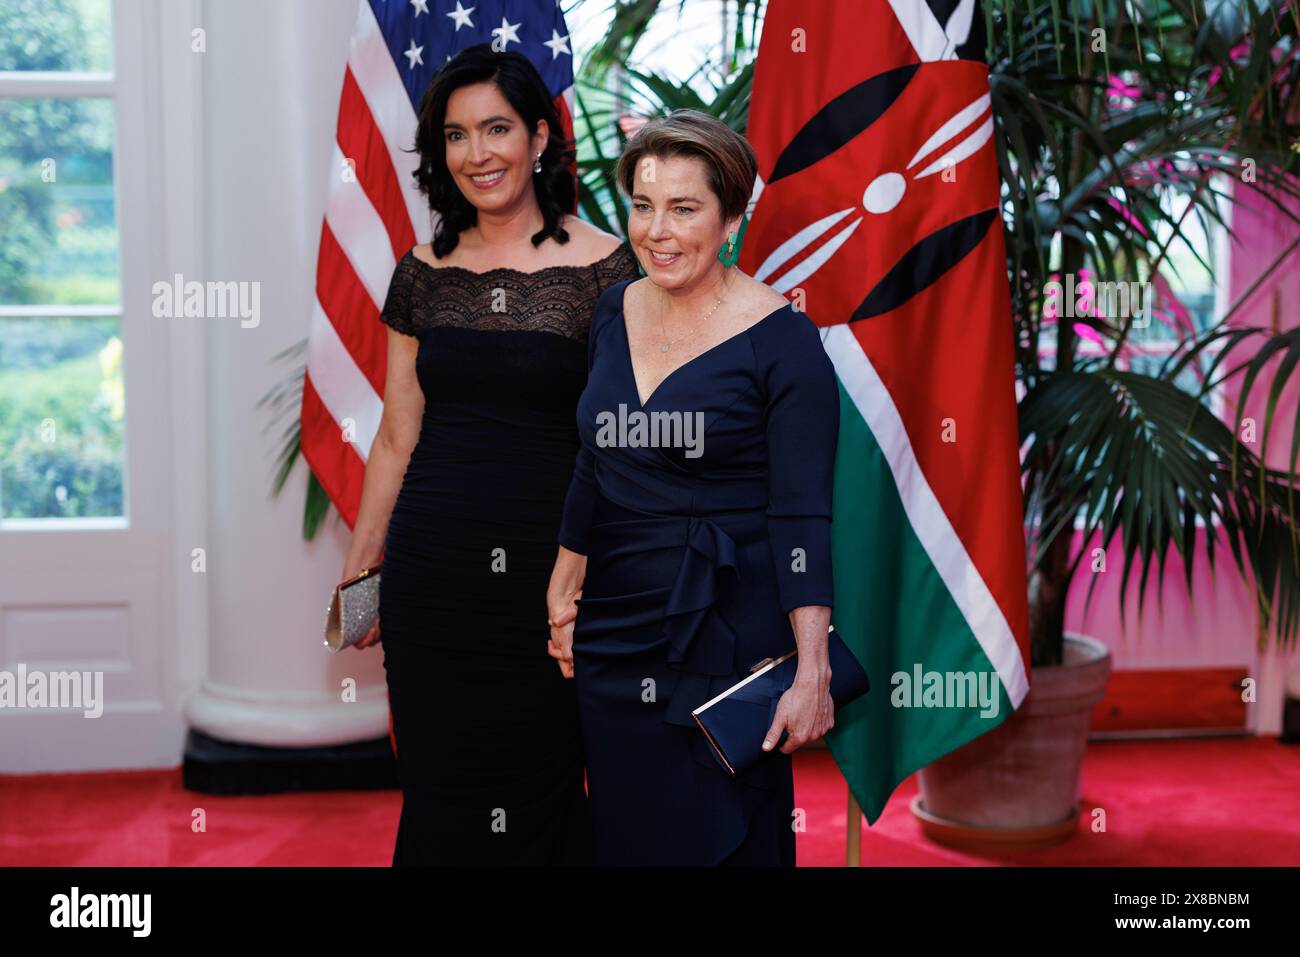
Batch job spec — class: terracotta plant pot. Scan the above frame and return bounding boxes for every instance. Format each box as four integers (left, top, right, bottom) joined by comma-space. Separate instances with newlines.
911, 633, 1112, 851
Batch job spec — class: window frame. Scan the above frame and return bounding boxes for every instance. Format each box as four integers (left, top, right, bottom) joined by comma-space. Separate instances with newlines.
0, 1, 130, 529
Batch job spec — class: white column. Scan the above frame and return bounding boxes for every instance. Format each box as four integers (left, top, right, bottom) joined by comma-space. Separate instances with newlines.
182, 0, 389, 747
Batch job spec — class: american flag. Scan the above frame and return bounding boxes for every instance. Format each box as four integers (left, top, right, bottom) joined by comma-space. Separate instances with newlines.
301, 0, 577, 529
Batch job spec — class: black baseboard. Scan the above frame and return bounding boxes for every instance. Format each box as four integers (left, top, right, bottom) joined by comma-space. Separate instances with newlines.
182, 729, 398, 795
1283, 696, 1300, 744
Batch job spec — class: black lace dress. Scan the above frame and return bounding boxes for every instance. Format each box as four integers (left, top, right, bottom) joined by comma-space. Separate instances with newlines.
376, 241, 641, 866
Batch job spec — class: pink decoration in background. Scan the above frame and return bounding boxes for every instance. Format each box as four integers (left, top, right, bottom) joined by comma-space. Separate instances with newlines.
1107, 75, 1141, 100
618, 115, 648, 136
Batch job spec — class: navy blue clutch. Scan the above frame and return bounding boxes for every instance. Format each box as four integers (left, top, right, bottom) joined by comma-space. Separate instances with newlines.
691, 626, 869, 777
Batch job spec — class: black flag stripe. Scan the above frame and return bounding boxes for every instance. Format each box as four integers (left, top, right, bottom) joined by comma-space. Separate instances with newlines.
768, 64, 918, 184
851, 209, 997, 321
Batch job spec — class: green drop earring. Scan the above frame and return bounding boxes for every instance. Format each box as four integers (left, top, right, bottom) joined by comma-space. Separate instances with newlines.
719, 229, 739, 266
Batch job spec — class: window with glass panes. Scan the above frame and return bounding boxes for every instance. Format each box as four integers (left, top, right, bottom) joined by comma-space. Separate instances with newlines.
0, 0, 122, 521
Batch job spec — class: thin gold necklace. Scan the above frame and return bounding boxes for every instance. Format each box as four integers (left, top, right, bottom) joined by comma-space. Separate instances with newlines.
656, 273, 731, 353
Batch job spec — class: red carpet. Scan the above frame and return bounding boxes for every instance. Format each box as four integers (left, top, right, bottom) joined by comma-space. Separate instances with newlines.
2, 737, 1296, 866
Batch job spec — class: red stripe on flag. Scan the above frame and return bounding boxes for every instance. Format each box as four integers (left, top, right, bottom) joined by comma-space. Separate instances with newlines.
336, 68, 418, 259
300, 371, 367, 531
315, 223, 388, 397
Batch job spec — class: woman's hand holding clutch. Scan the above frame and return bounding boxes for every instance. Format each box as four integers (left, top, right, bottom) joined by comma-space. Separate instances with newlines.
353, 617, 381, 650
763, 669, 834, 754
340, 553, 382, 650
763, 605, 835, 753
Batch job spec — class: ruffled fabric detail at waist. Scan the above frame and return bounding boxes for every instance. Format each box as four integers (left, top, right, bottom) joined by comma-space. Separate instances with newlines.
574, 495, 786, 790
576, 497, 765, 670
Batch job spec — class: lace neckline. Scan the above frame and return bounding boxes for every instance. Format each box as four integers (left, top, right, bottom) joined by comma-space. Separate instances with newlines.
406, 242, 633, 279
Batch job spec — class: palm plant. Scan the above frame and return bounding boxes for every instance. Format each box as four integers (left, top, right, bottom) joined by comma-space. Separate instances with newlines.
991, 0, 1300, 663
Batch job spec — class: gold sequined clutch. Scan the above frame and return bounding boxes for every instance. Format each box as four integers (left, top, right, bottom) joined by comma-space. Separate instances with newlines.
323, 563, 382, 652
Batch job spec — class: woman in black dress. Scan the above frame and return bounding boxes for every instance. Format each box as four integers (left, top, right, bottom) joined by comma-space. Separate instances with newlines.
340, 45, 639, 865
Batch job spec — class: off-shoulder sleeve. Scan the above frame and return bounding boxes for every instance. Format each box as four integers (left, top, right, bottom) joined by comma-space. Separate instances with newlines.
378, 252, 418, 337
592, 241, 641, 293
557, 280, 626, 553
756, 306, 839, 612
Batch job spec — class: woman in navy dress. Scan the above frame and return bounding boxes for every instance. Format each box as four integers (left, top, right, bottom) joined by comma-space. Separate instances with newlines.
546, 110, 840, 866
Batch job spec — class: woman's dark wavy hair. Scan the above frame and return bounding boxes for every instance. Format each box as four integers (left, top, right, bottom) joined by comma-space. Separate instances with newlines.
413, 43, 576, 258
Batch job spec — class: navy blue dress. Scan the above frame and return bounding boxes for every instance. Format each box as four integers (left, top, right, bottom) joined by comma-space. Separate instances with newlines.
557, 277, 839, 866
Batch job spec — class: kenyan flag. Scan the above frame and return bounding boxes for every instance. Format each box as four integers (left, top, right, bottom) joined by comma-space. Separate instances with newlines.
738, 0, 1032, 824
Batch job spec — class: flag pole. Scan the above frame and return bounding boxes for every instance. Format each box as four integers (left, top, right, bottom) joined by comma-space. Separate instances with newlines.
846, 785, 862, 866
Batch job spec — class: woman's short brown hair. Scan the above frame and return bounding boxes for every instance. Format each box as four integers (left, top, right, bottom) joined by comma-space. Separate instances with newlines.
616, 109, 757, 222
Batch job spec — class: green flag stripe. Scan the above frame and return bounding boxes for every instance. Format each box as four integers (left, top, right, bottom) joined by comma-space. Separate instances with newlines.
824, 373, 1015, 824
822, 323, 1028, 703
